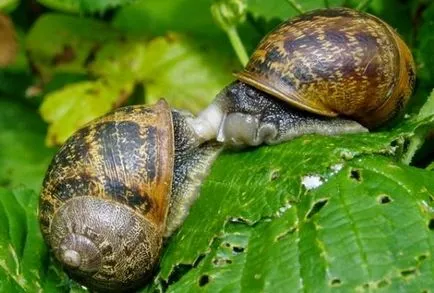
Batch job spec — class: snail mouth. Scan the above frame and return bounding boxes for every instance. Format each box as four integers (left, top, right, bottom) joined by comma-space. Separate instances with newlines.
58, 233, 101, 273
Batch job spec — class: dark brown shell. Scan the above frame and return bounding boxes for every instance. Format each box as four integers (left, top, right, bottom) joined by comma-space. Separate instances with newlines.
39, 100, 174, 291
236, 8, 416, 128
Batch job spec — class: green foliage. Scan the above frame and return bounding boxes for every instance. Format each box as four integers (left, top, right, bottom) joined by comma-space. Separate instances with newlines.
0, 188, 66, 292
1, 0, 434, 292
37, 0, 137, 13
247, 0, 347, 20
0, 99, 55, 191
0, 0, 19, 13
160, 157, 434, 292
155, 113, 434, 292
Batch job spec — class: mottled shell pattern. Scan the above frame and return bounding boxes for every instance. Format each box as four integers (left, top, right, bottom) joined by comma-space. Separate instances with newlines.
237, 8, 416, 128
39, 100, 174, 291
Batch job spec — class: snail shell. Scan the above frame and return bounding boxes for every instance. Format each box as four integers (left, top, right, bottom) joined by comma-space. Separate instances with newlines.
237, 7, 416, 128
193, 8, 416, 147
39, 101, 174, 291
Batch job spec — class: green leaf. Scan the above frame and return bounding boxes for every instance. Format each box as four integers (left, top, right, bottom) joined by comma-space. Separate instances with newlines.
37, 0, 136, 13
418, 89, 434, 121
417, 2, 434, 84
112, 0, 225, 41
0, 187, 67, 291
246, 0, 346, 21
90, 35, 234, 114
0, 0, 19, 13
26, 14, 121, 82
40, 79, 134, 146
151, 114, 434, 291
0, 98, 55, 191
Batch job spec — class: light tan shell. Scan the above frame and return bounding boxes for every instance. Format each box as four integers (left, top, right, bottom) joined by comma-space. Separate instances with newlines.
237, 8, 416, 128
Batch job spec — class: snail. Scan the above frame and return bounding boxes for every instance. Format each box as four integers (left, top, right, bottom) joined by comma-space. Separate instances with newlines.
192, 7, 416, 147
39, 100, 221, 291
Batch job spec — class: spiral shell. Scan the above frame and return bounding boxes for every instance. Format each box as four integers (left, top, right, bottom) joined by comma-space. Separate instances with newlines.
237, 8, 415, 128
39, 100, 173, 291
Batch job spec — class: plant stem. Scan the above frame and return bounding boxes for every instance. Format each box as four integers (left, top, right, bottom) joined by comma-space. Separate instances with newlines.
286, 0, 304, 14
356, 0, 372, 11
324, 0, 330, 8
227, 26, 249, 66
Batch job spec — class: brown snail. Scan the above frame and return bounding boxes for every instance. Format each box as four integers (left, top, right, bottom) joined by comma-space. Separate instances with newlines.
39, 100, 220, 291
193, 7, 416, 146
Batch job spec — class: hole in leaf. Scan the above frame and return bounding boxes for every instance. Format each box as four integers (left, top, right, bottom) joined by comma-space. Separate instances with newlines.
402, 138, 411, 154
213, 258, 232, 266
417, 254, 428, 262
269, 170, 280, 181
377, 279, 390, 288
330, 278, 341, 286
306, 199, 328, 219
224, 242, 231, 248
377, 194, 392, 204
428, 219, 434, 230
166, 264, 194, 286
363, 283, 370, 289
401, 268, 417, 277
199, 275, 210, 287
232, 246, 244, 254
165, 254, 205, 286
390, 139, 399, 147
349, 169, 361, 181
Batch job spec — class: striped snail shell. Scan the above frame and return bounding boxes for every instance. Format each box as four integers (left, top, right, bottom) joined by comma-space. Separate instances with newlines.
193, 8, 416, 146
39, 100, 220, 291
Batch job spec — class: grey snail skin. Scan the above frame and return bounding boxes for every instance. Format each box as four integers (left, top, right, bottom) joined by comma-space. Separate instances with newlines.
39, 100, 221, 292
191, 8, 416, 147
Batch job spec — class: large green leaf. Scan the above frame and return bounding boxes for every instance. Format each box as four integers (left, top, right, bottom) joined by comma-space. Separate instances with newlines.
0, 98, 55, 191
152, 121, 434, 292
0, 187, 67, 292
162, 156, 434, 292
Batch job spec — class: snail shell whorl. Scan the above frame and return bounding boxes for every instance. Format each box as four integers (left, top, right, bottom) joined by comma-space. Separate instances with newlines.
237, 8, 416, 128
39, 100, 174, 291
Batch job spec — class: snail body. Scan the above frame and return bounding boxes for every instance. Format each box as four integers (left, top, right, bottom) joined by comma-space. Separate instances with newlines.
39, 100, 220, 291
194, 8, 416, 146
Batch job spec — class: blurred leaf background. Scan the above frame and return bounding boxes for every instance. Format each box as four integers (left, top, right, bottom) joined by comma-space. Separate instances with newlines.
0, 0, 434, 292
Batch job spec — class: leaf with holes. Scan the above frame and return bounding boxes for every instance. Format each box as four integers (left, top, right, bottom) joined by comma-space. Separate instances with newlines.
0, 187, 68, 292
144, 112, 434, 291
